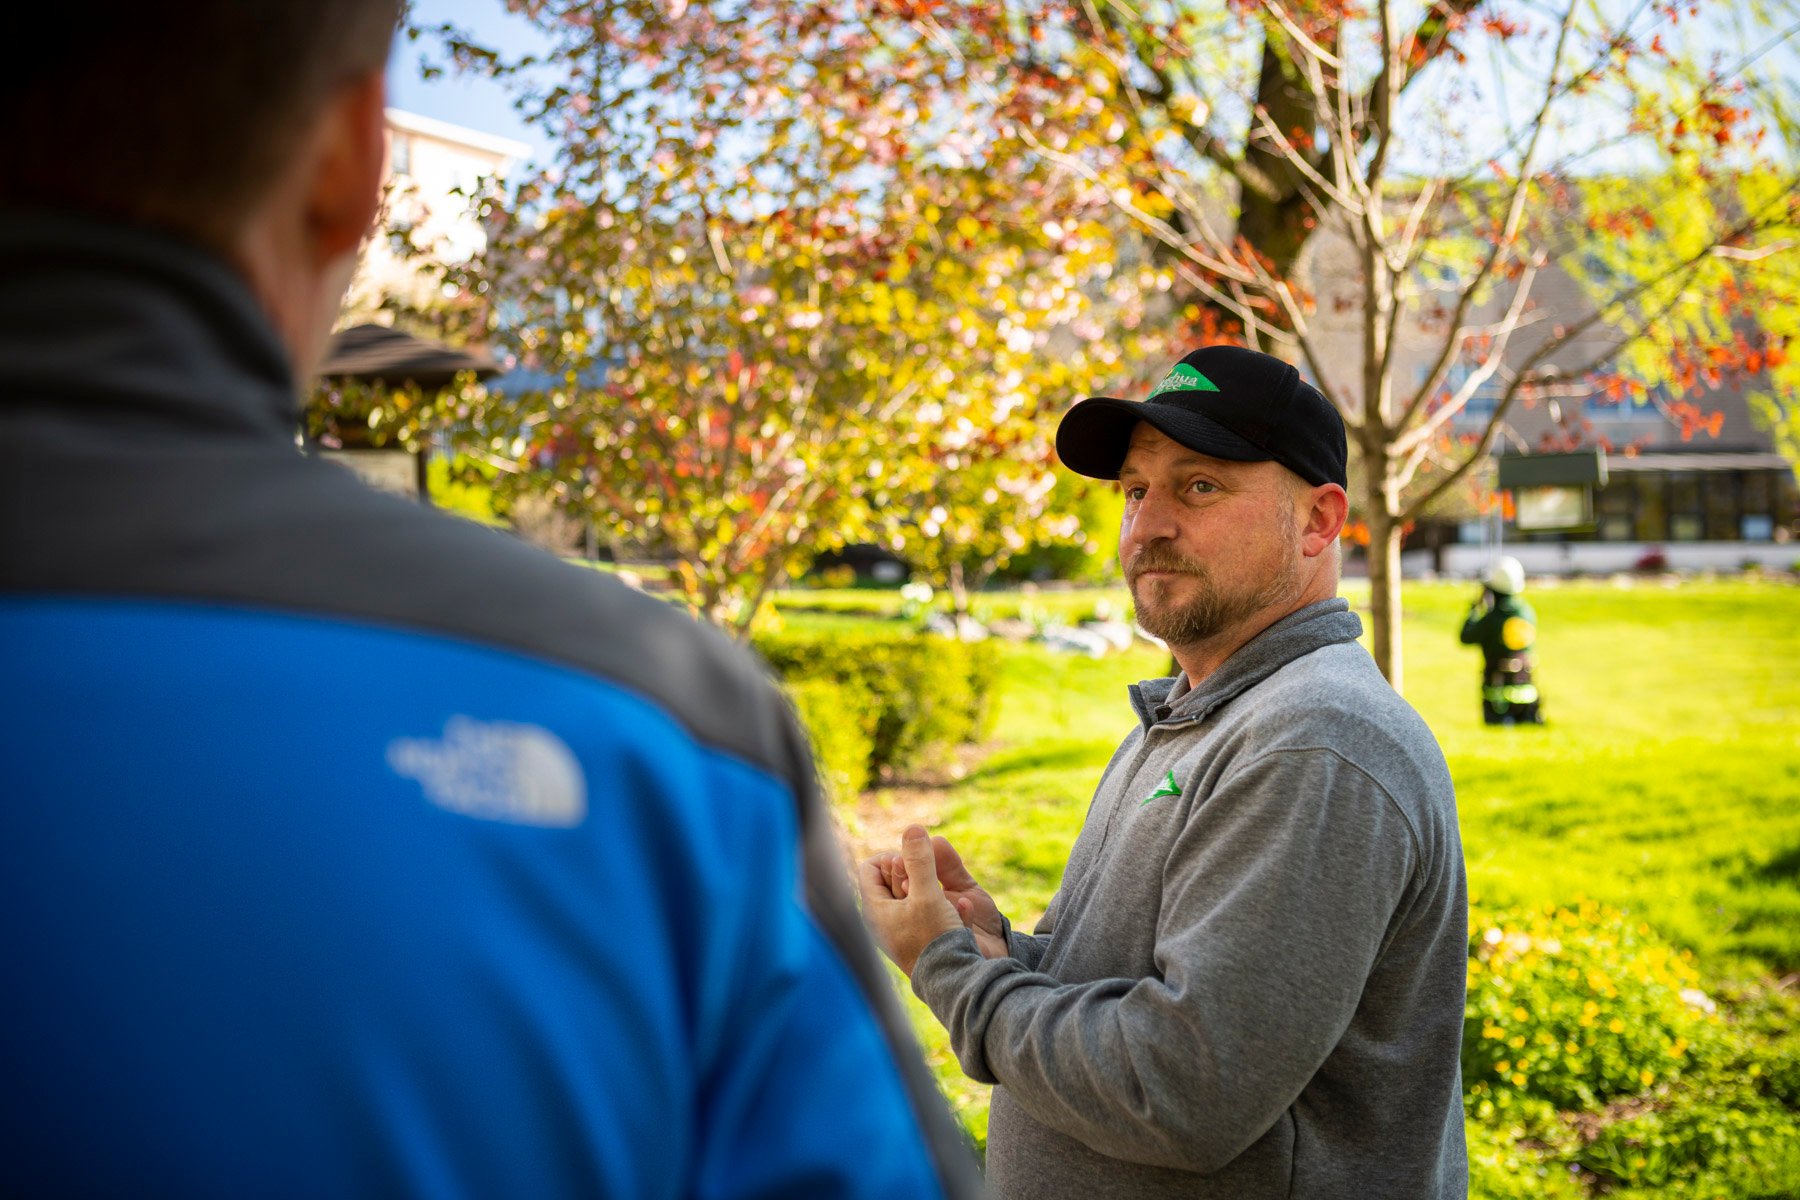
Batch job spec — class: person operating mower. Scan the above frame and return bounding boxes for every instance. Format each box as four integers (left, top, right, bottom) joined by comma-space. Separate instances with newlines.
1459, 555, 1546, 726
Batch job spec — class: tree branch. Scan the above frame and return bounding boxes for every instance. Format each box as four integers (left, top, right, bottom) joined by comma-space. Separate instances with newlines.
1399, 387, 1525, 524
1396, 2, 1581, 436
1393, 264, 1543, 461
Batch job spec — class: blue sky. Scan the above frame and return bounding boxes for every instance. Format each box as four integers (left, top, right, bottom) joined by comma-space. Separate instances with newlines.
387, 0, 555, 165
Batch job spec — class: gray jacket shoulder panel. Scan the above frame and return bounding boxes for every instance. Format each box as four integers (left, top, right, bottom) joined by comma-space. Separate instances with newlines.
1207, 641, 1456, 837
2, 442, 810, 790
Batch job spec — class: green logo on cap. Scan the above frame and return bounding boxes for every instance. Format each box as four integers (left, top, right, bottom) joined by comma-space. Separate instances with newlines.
1148, 363, 1219, 399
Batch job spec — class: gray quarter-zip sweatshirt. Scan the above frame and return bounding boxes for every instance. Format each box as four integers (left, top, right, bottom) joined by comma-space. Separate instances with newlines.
912, 598, 1468, 1198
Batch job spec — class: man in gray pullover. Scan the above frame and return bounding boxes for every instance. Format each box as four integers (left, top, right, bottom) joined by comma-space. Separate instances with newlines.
859, 345, 1469, 1198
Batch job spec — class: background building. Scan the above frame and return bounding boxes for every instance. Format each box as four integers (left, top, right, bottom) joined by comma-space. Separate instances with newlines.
1300, 218, 1799, 576
341, 108, 530, 323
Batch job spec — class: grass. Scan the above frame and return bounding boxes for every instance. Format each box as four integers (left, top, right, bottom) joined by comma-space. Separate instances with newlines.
1409, 580, 1800, 977
815, 576, 1800, 1178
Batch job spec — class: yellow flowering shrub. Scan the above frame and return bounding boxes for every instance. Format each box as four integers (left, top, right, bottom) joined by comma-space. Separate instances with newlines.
1463, 900, 1720, 1115
1467, 1120, 1587, 1200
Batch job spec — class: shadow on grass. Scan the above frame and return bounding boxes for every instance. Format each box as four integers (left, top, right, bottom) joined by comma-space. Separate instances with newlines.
1756, 843, 1800, 884
966, 741, 1114, 784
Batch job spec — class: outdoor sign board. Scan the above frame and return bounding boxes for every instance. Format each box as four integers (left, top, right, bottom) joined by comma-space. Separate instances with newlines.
1514, 485, 1594, 531
1495, 450, 1607, 533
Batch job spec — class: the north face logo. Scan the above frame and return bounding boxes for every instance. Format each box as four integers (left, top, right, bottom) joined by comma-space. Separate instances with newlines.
388, 717, 587, 827
1148, 363, 1220, 399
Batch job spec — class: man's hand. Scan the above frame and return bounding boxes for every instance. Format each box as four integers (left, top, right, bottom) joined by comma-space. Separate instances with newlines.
860, 828, 1007, 970
917, 835, 1009, 959
856, 825, 980, 976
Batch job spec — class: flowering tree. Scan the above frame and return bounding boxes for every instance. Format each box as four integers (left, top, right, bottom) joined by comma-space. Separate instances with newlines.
872, 371, 1092, 618
428, 1, 1133, 632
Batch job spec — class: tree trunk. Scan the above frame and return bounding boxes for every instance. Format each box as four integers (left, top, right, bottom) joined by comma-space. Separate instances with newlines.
726, 562, 787, 641
1237, 41, 1329, 285
1363, 464, 1405, 693
946, 559, 970, 620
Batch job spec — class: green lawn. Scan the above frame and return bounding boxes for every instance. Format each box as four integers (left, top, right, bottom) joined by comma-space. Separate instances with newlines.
1407, 580, 1800, 977
830, 577, 1800, 1190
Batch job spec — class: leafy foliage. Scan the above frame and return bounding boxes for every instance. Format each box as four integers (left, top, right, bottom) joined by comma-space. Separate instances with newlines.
783, 677, 877, 801
1464, 901, 1719, 1114
1575, 1077, 1800, 1195
1466, 1119, 1587, 1200
758, 631, 1001, 792
428, 1, 1141, 632
305, 376, 471, 451
424, 0, 1800, 674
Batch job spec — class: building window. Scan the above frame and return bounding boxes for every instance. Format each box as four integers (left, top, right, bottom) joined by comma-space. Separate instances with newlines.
1584, 380, 1664, 423
1633, 475, 1667, 542
391, 133, 412, 177
1666, 472, 1703, 541
1595, 480, 1635, 541
1705, 472, 1740, 541
1740, 472, 1775, 542
1777, 471, 1800, 541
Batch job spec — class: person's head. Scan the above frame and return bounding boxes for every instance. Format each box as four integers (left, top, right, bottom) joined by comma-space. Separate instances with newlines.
1055, 346, 1349, 653
2, 2, 401, 379
1484, 556, 1525, 597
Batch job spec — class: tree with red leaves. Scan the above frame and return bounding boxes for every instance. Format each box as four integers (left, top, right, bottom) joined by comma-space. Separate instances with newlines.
843, 0, 1800, 688
429, 1, 1799, 681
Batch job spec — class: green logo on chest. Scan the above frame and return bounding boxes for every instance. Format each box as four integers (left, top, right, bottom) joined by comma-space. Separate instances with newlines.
1142, 768, 1182, 805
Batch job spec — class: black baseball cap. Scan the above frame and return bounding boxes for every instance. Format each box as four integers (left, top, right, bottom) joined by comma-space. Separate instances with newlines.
1055, 345, 1347, 488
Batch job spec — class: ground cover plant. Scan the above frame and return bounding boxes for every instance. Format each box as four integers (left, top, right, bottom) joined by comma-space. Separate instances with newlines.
796, 577, 1800, 1196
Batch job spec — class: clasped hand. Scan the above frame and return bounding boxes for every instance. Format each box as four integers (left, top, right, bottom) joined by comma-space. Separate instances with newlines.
856, 825, 1009, 977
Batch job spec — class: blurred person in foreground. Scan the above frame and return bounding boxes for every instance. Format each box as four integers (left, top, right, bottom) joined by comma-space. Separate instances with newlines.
1459, 555, 1547, 726
860, 346, 1469, 1199
0, 6, 978, 1196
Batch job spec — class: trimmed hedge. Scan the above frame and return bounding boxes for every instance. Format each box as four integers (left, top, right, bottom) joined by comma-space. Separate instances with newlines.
784, 678, 875, 800
757, 631, 1001, 802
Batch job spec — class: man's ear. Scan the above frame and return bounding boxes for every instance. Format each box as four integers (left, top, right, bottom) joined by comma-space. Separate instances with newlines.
1300, 483, 1349, 558
304, 69, 387, 266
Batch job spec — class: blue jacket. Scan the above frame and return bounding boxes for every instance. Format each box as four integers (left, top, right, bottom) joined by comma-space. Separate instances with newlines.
0, 215, 981, 1199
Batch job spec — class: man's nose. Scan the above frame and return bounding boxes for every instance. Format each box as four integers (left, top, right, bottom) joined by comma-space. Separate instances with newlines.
1124, 486, 1182, 551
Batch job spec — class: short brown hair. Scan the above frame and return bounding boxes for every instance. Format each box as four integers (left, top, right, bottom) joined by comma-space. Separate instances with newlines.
1, 2, 401, 250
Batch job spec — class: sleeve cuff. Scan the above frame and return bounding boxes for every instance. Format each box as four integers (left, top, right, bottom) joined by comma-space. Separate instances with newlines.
910, 926, 986, 995
909, 927, 1024, 1085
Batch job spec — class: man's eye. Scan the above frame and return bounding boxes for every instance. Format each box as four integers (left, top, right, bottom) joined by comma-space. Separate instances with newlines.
1190, 480, 1216, 494
1125, 486, 1147, 501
